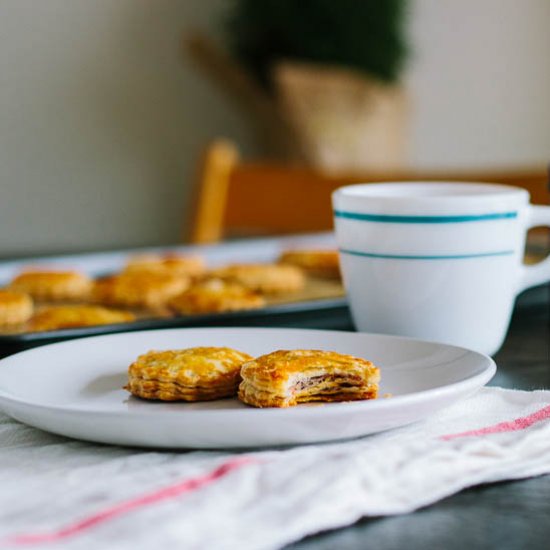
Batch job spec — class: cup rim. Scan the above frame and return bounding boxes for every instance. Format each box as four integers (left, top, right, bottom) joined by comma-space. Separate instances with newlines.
333, 181, 529, 200
332, 182, 530, 213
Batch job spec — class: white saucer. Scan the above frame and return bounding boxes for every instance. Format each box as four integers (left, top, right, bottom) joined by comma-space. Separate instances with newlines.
0, 327, 495, 448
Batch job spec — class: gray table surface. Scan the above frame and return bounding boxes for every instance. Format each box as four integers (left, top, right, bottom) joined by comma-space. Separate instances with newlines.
289, 284, 550, 550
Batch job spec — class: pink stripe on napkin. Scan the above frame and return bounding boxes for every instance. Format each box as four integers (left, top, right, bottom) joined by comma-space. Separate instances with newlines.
441, 404, 550, 440
4, 457, 256, 546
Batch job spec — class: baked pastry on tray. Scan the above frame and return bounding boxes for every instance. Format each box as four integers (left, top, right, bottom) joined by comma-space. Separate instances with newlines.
9, 270, 92, 302
207, 263, 305, 295
238, 349, 380, 408
124, 254, 205, 278
0, 289, 33, 326
93, 272, 189, 310
28, 305, 135, 332
126, 346, 253, 401
278, 249, 341, 279
169, 279, 265, 315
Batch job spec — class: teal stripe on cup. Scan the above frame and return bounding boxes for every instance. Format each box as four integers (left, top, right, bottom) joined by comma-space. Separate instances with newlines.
333, 210, 518, 223
339, 248, 515, 261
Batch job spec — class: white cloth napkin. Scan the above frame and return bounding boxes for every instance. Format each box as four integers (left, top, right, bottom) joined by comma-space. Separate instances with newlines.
1, 386, 550, 550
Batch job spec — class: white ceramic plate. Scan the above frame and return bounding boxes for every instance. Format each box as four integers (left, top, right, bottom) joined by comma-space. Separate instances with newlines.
0, 327, 495, 449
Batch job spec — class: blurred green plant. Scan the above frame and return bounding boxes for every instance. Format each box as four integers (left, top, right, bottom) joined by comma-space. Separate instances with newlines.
226, 0, 409, 88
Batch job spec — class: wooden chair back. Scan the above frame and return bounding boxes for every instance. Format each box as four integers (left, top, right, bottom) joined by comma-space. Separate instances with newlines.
187, 140, 549, 244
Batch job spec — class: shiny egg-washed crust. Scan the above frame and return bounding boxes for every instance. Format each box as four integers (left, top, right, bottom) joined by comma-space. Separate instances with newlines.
9, 271, 93, 302
278, 250, 341, 279
168, 279, 265, 315
0, 290, 33, 326
126, 346, 253, 401
207, 263, 305, 295
28, 305, 135, 332
238, 349, 380, 408
124, 254, 206, 278
92, 272, 190, 310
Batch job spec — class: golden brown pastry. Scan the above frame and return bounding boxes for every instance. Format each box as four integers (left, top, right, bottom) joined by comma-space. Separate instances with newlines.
0, 289, 33, 326
278, 249, 341, 279
28, 305, 135, 332
207, 263, 305, 295
9, 270, 92, 302
169, 279, 265, 315
124, 253, 205, 278
238, 349, 380, 408
92, 271, 189, 310
126, 346, 253, 401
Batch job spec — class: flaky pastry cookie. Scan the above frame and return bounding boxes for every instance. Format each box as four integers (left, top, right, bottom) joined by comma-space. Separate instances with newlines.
207, 263, 305, 295
124, 253, 205, 278
0, 289, 33, 326
169, 279, 265, 315
126, 346, 253, 401
238, 349, 380, 408
28, 305, 135, 332
278, 249, 341, 279
92, 272, 189, 310
9, 270, 92, 302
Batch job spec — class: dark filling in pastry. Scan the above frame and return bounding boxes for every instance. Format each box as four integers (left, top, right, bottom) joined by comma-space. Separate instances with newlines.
290, 374, 364, 394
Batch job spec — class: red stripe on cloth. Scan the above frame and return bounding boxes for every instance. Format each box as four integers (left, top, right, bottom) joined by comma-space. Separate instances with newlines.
441, 404, 550, 441
4, 457, 256, 546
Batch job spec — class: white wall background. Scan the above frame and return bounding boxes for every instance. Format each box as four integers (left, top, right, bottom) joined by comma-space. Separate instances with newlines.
0, 0, 549, 255
407, 0, 550, 168
0, 0, 251, 255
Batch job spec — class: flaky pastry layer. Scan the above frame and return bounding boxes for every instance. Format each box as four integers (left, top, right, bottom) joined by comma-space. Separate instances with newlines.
0, 290, 33, 326
278, 249, 341, 279
126, 346, 253, 401
169, 279, 265, 315
207, 263, 305, 295
93, 272, 189, 309
238, 349, 380, 408
28, 305, 134, 332
124, 254, 205, 278
9, 271, 92, 302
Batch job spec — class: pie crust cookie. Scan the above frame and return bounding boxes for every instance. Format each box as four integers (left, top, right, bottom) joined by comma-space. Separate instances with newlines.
28, 305, 135, 332
124, 254, 206, 278
278, 249, 341, 279
169, 279, 265, 315
93, 272, 189, 310
207, 263, 305, 295
0, 290, 33, 326
126, 346, 254, 401
238, 349, 380, 408
9, 271, 93, 302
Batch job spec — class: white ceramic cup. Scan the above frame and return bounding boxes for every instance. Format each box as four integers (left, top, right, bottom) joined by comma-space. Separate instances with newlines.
332, 182, 550, 356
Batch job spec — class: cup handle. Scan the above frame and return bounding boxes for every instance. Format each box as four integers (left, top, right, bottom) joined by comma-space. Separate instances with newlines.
517, 205, 550, 293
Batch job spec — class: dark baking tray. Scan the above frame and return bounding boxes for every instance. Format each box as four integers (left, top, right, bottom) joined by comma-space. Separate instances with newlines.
0, 232, 547, 358
0, 233, 354, 357
2, 285, 547, 359
0, 297, 352, 358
